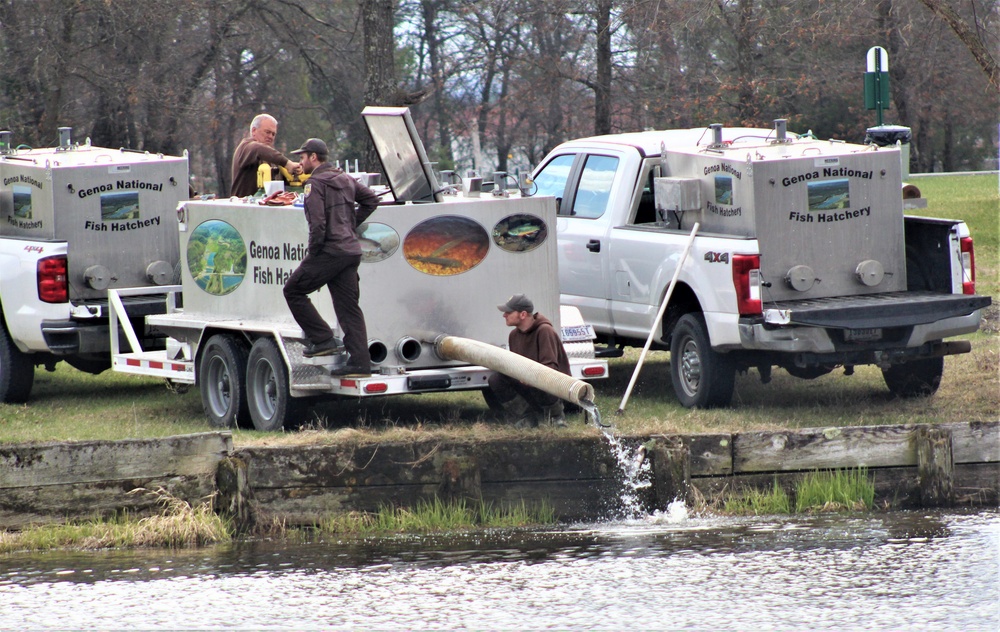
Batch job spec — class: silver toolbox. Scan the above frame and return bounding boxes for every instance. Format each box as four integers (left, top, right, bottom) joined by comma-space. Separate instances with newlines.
660, 137, 906, 300
0, 143, 189, 300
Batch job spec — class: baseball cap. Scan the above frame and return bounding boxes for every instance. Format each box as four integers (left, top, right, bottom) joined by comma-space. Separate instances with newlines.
290, 138, 328, 155
497, 294, 533, 313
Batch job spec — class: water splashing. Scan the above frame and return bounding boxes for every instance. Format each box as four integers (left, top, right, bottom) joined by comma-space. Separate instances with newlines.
648, 499, 689, 524
578, 399, 610, 428
577, 399, 652, 519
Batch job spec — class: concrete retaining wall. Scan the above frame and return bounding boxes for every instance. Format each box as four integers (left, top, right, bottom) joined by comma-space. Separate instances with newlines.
0, 422, 996, 530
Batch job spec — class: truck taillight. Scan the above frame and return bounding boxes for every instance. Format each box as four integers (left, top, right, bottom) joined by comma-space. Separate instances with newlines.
960, 237, 975, 295
37, 255, 68, 303
732, 254, 762, 316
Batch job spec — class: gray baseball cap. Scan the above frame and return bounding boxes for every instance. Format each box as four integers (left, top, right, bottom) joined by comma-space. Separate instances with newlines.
497, 294, 533, 313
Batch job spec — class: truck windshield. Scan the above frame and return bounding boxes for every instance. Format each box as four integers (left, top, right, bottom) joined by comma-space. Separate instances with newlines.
533, 154, 575, 199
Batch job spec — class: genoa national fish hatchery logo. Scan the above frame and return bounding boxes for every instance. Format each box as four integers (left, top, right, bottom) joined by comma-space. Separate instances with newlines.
187, 219, 247, 295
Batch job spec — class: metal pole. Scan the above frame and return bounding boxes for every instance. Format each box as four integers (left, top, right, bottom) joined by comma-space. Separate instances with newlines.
616, 222, 700, 414
874, 53, 884, 127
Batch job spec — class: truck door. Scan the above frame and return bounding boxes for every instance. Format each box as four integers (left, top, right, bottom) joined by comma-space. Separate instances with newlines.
532, 151, 620, 331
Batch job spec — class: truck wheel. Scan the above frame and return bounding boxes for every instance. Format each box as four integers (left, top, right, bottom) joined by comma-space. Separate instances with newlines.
199, 334, 249, 428
0, 322, 34, 403
670, 313, 735, 408
246, 338, 300, 432
882, 357, 944, 398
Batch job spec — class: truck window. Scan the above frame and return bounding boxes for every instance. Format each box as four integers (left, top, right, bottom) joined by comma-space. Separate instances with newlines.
571, 155, 618, 219
533, 154, 576, 200
631, 165, 658, 225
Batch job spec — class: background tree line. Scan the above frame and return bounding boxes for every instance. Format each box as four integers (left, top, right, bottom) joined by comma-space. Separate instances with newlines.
0, 0, 995, 196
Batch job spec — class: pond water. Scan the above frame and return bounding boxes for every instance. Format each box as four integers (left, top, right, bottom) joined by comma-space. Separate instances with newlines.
1, 509, 996, 630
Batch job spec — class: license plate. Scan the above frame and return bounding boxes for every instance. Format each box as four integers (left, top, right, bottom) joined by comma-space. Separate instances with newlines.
845, 327, 882, 342
561, 324, 596, 342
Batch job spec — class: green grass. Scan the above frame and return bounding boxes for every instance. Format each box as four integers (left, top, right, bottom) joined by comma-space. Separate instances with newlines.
794, 468, 875, 512
1, 494, 556, 552
910, 173, 998, 299
0, 488, 230, 553
722, 478, 792, 515
722, 468, 875, 516
316, 498, 556, 535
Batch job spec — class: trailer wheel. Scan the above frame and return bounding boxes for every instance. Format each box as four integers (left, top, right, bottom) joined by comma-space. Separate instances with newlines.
0, 320, 34, 403
882, 357, 944, 398
199, 334, 249, 428
670, 313, 735, 408
247, 338, 299, 432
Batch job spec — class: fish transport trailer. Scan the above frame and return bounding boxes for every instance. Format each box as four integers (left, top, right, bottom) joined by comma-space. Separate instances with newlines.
110, 108, 606, 430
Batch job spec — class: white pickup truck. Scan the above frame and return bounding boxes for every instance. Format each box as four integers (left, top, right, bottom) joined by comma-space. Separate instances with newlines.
530, 121, 991, 407
0, 138, 189, 403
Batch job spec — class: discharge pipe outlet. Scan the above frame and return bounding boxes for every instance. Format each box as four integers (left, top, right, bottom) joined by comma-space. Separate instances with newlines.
434, 334, 595, 408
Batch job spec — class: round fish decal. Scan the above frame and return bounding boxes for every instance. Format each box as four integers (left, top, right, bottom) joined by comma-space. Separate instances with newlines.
358, 222, 400, 263
492, 213, 547, 252
403, 215, 489, 276
187, 219, 247, 295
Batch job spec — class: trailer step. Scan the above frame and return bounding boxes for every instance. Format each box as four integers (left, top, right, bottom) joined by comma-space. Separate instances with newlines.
113, 350, 195, 383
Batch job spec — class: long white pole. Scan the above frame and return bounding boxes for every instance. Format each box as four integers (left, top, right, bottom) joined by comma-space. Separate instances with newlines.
616, 222, 700, 414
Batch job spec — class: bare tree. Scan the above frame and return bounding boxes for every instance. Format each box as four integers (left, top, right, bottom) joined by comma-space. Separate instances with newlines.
919, 0, 1000, 91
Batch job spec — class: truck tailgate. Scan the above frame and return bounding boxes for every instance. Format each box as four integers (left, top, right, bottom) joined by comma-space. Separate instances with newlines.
764, 291, 991, 329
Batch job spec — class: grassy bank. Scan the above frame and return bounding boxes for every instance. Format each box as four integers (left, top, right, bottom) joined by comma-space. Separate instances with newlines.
0, 488, 230, 554
0, 494, 556, 553
0, 174, 995, 446
722, 468, 876, 516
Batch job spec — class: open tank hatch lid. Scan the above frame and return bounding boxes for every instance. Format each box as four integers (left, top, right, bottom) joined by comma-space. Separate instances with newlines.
361, 106, 442, 203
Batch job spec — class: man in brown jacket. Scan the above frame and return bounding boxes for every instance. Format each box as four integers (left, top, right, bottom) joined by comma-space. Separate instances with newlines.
488, 294, 571, 427
282, 138, 381, 375
230, 114, 301, 198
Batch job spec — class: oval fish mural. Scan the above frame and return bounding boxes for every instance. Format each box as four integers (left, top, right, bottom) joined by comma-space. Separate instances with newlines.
403, 215, 489, 276
492, 213, 547, 253
358, 222, 400, 263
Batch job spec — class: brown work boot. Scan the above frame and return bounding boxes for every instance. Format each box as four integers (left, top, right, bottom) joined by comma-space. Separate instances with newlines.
539, 401, 567, 428
502, 395, 537, 428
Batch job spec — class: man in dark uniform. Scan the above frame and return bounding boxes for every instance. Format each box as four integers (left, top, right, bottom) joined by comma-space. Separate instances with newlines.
282, 138, 380, 376
230, 114, 301, 198
488, 294, 571, 427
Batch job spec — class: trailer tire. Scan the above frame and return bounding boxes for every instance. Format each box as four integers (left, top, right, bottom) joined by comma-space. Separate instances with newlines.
246, 338, 299, 432
199, 334, 250, 428
0, 320, 33, 403
670, 313, 735, 408
882, 357, 944, 398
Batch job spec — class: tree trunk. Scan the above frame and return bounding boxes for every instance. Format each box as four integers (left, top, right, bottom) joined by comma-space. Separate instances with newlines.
734, 0, 757, 125
594, 0, 613, 135
421, 0, 454, 168
361, 0, 399, 171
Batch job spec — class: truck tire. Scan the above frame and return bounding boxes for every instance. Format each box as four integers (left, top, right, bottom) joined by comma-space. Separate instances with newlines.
0, 321, 33, 403
199, 334, 250, 428
882, 357, 944, 398
670, 313, 735, 408
246, 338, 300, 432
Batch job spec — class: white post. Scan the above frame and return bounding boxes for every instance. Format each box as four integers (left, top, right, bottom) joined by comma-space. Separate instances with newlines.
617, 223, 700, 414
